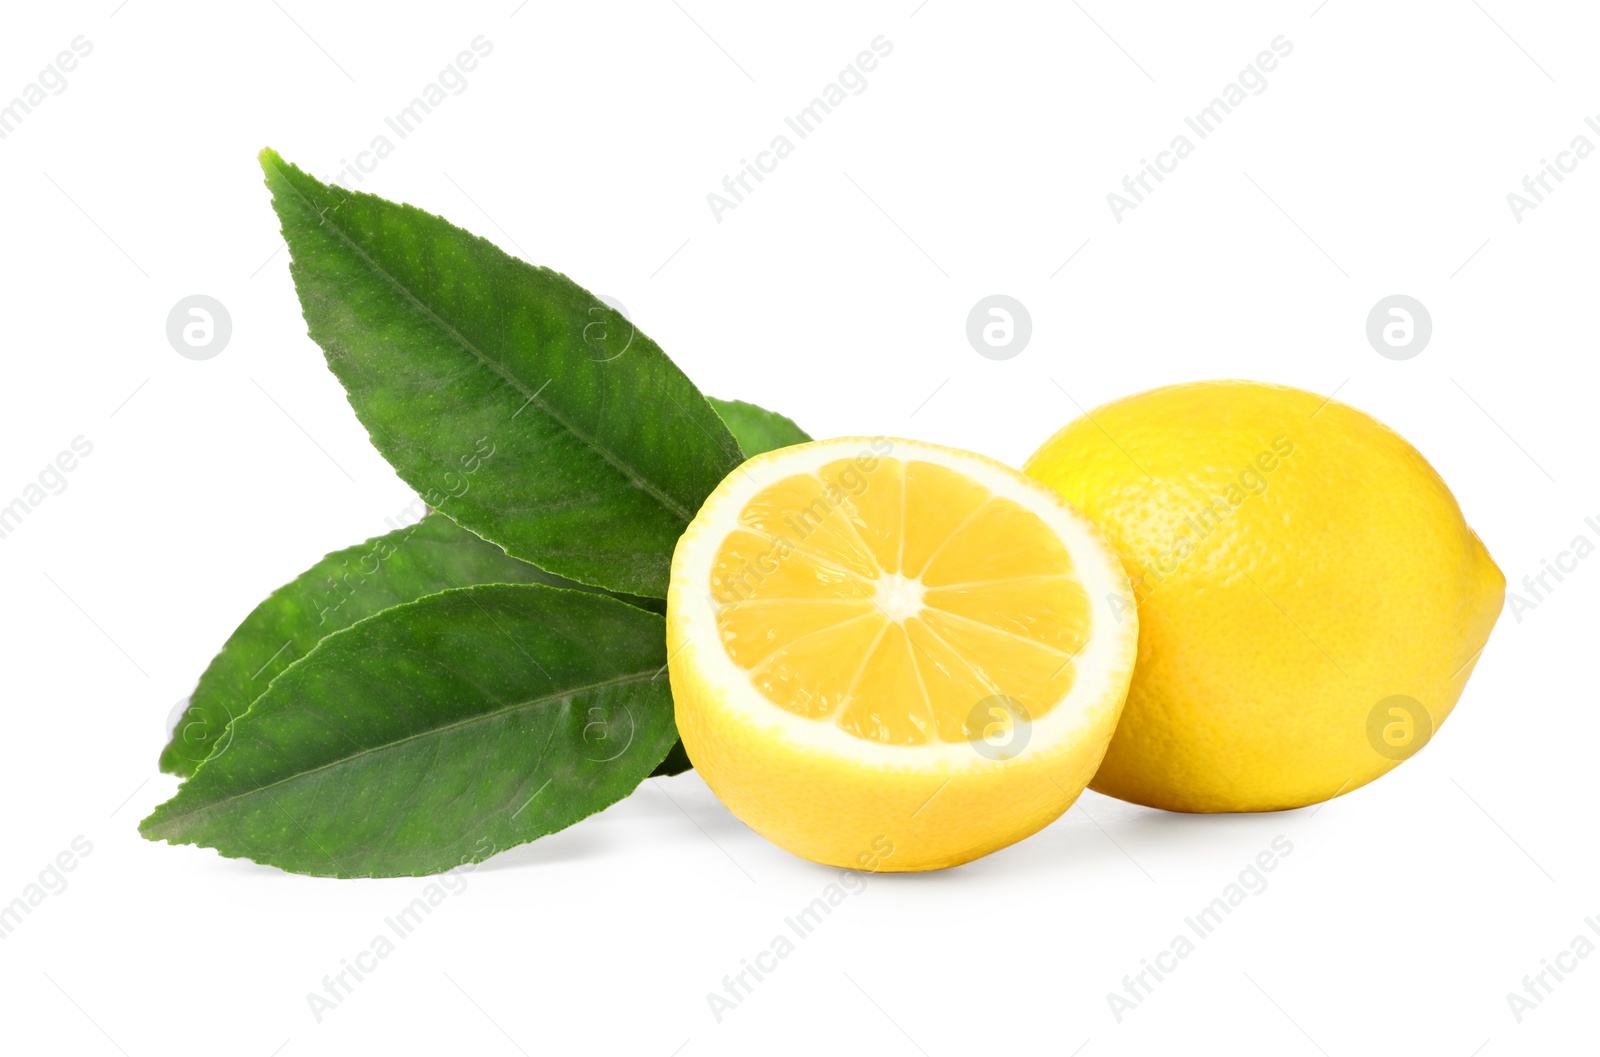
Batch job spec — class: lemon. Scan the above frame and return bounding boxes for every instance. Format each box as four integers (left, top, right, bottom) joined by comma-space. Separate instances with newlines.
667, 437, 1138, 871
1025, 380, 1505, 813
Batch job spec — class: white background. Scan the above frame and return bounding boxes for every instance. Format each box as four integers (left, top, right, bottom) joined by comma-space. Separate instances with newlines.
1, 1, 1595, 1054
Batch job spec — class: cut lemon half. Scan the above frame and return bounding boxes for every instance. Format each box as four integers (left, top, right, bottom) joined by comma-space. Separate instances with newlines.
667, 437, 1137, 871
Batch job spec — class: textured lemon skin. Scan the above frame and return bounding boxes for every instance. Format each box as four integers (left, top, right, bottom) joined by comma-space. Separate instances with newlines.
1024, 380, 1505, 813
667, 438, 1138, 872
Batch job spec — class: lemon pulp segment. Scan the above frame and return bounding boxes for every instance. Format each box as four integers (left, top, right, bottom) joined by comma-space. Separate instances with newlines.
709, 457, 1091, 746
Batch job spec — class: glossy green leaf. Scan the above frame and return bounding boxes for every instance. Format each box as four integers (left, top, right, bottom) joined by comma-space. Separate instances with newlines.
259, 148, 743, 597
141, 585, 675, 877
709, 397, 811, 457
159, 513, 656, 779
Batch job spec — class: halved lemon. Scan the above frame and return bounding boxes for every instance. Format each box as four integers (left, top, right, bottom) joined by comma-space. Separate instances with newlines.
667, 437, 1138, 871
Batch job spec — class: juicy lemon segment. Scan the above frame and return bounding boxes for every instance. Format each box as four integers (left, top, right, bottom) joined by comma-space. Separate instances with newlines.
669, 438, 1138, 871
709, 456, 1089, 745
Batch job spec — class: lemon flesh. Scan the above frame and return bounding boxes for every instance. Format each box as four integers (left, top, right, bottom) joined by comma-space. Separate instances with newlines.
1025, 380, 1505, 813
668, 437, 1138, 871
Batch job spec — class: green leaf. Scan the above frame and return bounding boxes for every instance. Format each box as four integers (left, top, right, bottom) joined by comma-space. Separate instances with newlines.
141, 585, 675, 877
709, 397, 811, 457
258, 148, 743, 598
160, 513, 653, 779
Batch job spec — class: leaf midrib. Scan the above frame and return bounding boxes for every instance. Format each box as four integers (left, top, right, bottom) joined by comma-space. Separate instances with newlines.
149, 668, 661, 830
273, 158, 696, 523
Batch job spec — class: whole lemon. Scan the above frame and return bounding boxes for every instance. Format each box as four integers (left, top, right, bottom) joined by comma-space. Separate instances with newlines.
1024, 380, 1504, 812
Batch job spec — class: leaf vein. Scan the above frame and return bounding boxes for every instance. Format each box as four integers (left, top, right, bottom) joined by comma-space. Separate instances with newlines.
151, 668, 661, 830
273, 161, 696, 523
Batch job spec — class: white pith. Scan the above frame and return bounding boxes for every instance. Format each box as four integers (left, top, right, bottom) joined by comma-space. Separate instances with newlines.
873, 572, 926, 622
669, 437, 1139, 772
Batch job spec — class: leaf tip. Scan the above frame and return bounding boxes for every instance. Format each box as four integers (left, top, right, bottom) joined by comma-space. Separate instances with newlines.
136, 806, 166, 841
258, 148, 304, 196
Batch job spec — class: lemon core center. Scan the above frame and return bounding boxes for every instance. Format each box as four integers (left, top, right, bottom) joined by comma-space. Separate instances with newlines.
874, 573, 925, 622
